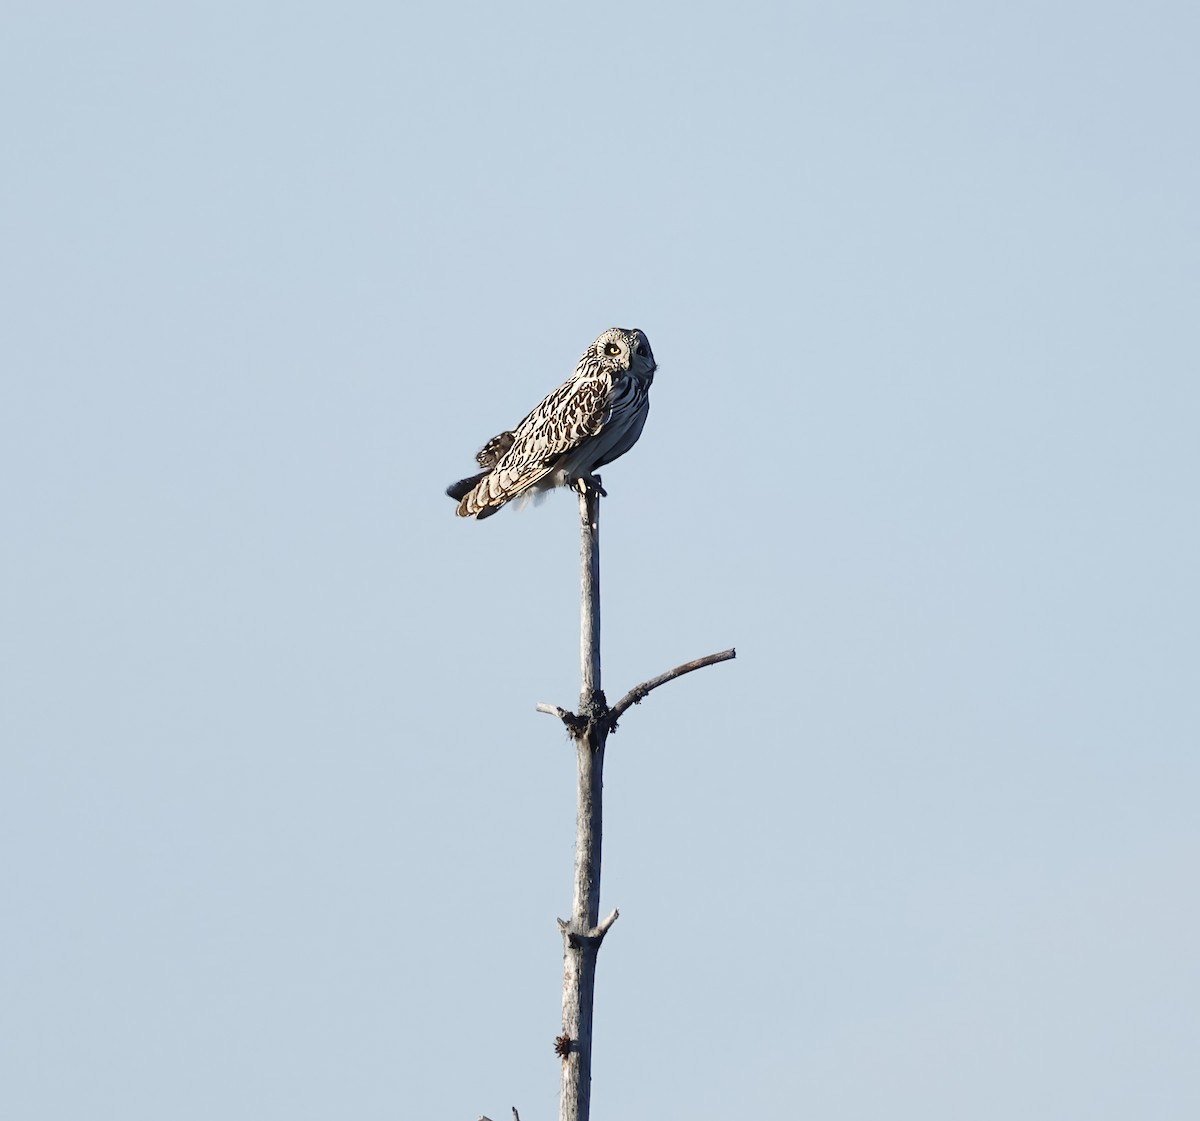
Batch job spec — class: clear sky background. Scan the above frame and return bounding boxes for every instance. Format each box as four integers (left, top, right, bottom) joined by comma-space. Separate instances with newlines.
3, 2, 1197, 1119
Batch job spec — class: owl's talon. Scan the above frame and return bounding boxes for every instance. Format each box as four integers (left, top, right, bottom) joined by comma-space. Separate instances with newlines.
579, 474, 606, 497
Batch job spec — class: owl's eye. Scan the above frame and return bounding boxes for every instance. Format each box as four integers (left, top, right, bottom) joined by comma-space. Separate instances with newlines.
604, 342, 622, 357
636, 344, 647, 357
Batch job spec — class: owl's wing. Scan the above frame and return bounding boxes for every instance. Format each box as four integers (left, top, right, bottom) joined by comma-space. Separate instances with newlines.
451, 374, 612, 518
492, 374, 611, 488
444, 430, 518, 503
474, 430, 515, 468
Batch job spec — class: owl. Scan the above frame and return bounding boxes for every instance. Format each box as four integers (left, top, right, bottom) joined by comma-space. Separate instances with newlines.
446, 327, 656, 519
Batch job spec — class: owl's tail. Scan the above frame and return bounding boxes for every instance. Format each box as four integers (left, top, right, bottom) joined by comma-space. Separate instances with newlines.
445, 473, 484, 502
445, 472, 507, 519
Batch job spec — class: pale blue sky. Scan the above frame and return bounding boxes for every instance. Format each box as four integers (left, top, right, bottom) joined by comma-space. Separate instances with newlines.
2, 2, 1197, 1118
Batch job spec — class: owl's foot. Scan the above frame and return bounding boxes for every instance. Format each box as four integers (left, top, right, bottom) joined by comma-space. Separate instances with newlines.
575, 474, 607, 498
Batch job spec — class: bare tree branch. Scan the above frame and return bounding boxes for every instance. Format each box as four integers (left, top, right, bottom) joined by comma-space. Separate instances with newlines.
539, 648, 737, 741
606, 648, 737, 729
593, 908, 619, 940
536, 702, 587, 737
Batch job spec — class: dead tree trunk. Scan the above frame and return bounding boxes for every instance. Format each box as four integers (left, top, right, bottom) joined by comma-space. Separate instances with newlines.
537, 482, 735, 1121
556, 482, 611, 1121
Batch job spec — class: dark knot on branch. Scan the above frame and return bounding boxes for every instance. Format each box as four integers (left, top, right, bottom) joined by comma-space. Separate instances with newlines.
534, 689, 609, 746
583, 688, 608, 722
533, 703, 589, 739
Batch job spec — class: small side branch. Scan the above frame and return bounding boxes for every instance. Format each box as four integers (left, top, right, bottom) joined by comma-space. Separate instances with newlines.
606, 648, 736, 729
593, 908, 619, 939
536, 703, 572, 719
536, 703, 588, 738
538, 649, 737, 741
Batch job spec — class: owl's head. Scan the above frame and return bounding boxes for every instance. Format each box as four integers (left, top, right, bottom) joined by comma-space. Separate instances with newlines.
580, 327, 656, 380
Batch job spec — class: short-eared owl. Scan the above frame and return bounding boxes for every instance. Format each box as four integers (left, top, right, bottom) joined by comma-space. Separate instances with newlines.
446, 327, 656, 519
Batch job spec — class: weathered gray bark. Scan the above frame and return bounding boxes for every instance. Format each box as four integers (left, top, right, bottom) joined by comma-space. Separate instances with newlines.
540, 482, 735, 1121
557, 484, 614, 1121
